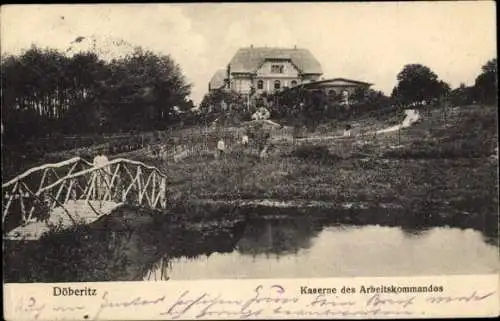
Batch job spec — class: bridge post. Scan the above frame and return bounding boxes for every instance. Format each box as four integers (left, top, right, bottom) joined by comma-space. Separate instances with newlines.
159, 177, 167, 208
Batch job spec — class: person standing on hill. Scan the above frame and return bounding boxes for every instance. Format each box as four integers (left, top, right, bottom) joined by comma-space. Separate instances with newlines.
242, 134, 249, 147
344, 124, 352, 137
217, 138, 226, 158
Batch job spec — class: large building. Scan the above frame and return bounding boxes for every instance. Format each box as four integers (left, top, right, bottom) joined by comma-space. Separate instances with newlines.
209, 46, 323, 94
208, 46, 373, 108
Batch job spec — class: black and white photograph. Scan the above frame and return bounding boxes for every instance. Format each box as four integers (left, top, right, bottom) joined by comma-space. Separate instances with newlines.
2, 2, 498, 286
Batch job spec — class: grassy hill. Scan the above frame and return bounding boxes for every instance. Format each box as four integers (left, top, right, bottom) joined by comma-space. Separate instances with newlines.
135, 104, 497, 240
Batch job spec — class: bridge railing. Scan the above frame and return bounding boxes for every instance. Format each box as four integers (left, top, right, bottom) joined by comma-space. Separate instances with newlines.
2, 157, 94, 228
2, 158, 168, 232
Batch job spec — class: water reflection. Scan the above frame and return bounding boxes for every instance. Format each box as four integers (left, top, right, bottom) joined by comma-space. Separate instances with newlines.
154, 224, 498, 280
235, 217, 323, 256
400, 226, 432, 238
145, 256, 172, 281
3, 206, 247, 283
3, 207, 499, 283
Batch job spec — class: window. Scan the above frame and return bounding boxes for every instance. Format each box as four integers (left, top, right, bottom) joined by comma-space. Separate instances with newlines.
271, 64, 284, 73
291, 80, 298, 87
257, 80, 264, 90
274, 80, 281, 90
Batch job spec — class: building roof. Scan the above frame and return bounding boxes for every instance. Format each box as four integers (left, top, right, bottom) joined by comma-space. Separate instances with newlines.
228, 47, 323, 74
301, 77, 373, 88
209, 69, 227, 90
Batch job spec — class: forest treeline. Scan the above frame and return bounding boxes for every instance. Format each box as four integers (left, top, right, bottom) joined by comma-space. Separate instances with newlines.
1, 45, 194, 143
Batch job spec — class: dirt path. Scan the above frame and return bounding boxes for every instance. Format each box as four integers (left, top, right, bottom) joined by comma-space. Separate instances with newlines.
296, 109, 421, 142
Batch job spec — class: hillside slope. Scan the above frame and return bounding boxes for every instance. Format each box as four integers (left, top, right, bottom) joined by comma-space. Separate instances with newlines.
141, 104, 497, 242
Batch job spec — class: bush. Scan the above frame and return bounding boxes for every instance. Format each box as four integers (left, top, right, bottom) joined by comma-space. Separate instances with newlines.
247, 124, 271, 149
290, 145, 342, 164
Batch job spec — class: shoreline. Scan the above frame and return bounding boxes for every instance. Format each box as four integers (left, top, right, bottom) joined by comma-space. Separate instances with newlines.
190, 198, 404, 209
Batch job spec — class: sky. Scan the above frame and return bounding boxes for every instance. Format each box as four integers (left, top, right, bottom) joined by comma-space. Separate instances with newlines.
1, 2, 497, 105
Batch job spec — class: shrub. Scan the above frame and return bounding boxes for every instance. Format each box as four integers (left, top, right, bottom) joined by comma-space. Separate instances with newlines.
290, 145, 342, 164
247, 124, 271, 149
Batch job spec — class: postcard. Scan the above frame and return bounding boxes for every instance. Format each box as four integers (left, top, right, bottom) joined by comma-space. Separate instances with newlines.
1, 2, 498, 320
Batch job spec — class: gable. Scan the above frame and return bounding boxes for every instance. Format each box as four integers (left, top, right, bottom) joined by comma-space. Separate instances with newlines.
255, 60, 300, 77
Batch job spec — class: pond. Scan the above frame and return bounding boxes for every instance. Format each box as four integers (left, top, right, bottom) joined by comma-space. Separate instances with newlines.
144, 218, 499, 281
4, 207, 498, 283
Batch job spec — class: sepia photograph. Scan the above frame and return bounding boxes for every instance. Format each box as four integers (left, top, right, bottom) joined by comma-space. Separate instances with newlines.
1, 2, 498, 287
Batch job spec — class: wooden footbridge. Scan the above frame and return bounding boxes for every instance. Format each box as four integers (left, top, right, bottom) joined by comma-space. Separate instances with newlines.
2, 157, 167, 241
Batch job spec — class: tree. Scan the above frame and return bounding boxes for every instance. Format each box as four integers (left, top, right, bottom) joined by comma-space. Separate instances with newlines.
1, 44, 192, 140
365, 89, 390, 105
100, 48, 191, 131
474, 58, 497, 104
199, 89, 244, 115
393, 64, 450, 105
449, 83, 475, 106
351, 87, 368, 103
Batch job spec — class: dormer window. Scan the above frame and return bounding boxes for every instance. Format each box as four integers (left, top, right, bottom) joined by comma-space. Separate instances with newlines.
271, 64, 284, 73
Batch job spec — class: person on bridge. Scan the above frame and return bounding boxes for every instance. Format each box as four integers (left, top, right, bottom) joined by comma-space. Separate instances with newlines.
93, 154, 109, 167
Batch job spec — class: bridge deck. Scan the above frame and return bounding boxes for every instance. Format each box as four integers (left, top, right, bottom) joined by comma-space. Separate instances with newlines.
4, 200, 123, 241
